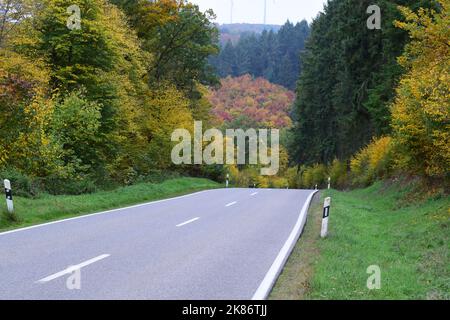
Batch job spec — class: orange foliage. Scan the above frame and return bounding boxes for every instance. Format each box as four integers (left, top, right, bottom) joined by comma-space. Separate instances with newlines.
207, 75, 295, 129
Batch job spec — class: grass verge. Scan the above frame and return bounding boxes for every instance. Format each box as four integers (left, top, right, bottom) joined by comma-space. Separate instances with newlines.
0, 177, 220, 232
269, 192, 323, 299
271, 181, 449, 300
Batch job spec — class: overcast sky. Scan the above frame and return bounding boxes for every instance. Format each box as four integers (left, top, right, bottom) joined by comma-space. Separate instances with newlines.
190, 0, 327, 25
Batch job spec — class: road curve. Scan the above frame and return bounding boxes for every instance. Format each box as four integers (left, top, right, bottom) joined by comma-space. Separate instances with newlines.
0, 188, 316, 300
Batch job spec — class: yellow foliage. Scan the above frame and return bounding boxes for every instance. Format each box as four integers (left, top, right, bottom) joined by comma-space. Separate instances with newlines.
392, 1, 450, 178
269, 177, 288, 189
227, 164, 240, 185
329, 159, 348, 189
0, 49, 62, 176
143, 84, 194, 169
285, 167, 300, 188
350, 137, 393, 186
299, 164, 327, 189
256, 175, 269, 188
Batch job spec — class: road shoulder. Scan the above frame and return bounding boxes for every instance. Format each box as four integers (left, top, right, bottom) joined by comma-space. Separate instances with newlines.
269, 191, 323, 300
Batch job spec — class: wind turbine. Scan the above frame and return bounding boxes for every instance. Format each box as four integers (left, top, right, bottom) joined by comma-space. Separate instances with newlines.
264, 0, 276, 25
264, 0, 267, 25
230, 0, 234, 24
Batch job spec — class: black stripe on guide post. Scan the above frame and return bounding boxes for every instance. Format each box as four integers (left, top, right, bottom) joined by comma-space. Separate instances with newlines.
323, 206, 330, 219
5, 188, 12, 201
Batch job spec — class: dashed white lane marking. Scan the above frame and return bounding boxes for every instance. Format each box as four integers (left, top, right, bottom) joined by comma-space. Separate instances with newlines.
225, 201, 237, 207
37, 254, 110, 283
176, 217, 200, 227
1, 190, 212, 237
251, 192, 258, 196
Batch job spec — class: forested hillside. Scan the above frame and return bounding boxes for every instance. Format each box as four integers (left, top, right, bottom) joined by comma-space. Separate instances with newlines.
290, 0, 440, 165
218, 23, 281, 45
207, 75, 295, 129
288, 0, 449, 190
210, 21, 310, 90
0, 0, 448, 195
0, 0, 219, 194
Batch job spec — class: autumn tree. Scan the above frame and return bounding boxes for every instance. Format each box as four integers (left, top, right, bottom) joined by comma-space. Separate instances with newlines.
391, 0, 450, 180
289, 0, 438, 166
112, 0, 219, 108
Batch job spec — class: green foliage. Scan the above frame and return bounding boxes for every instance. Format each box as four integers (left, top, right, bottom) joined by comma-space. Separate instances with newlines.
41, 175, 97, 195
391, 0, 450, 181
284, 167, 302, 189
113, 0, 219, 96
301, 164, 328, 189
329, 159, 348, 190
350, 137, 394, 187
307, 182, 449, 299
211, 21, 310, 90
50, 91, 102, 173
1, 0, 220, 193
0, 177, 220, 231
290, 137, 393, 190
290, 0, 438, 166
0, 167, 38, 198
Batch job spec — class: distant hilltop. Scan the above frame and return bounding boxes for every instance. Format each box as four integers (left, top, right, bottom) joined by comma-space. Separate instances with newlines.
217, 23, 282, 45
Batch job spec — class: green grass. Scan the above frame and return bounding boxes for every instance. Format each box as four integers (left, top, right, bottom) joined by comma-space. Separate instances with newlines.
271, 181, 449, 300
0, 177, 220, 232
270, 192, 323, 300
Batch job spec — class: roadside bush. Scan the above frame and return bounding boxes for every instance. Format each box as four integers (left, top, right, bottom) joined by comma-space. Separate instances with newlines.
0, 167, 40, 198
136, 170, 182, 184
198, 165, 225, 182
329, 159, 349, 189
301, 164, 327, 189
256, 176, 269, 188
239, 168, 259, 187
269, 177, 289, 189
392, 3, 450, 180
350, 137, 393, 187
285, 167, 300, 189
41, 175, 97, 195
227, 165, 240, 186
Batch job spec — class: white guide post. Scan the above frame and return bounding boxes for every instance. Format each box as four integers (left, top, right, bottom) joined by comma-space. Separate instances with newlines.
4, 179, 14, 214
321, 197, 331, 238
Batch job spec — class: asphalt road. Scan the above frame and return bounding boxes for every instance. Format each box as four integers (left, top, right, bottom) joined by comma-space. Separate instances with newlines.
0, 188, 316, 300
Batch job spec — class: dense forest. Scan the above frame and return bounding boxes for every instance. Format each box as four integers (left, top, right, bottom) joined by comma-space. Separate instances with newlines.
207, 75, 295, 129
290, 0, 440, 165
288, 0, 448, 189
212, 0, 448, 189
0, 0, 220, 194
210, 20, 310, 90
0, 0, 448, 195
218, 23, 281, 45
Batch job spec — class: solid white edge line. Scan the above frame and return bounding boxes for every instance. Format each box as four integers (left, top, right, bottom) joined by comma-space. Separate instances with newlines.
37, 254, 110, 283
252, 190, 318, 300
225, 201, 237, 207
176, 217, 200, 227
0, 190, 215, 237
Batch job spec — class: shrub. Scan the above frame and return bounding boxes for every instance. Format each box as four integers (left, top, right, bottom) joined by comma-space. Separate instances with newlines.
269, 177, 289, 189
256, 176, 269, 188
329, 159, 349, 189
392, 3, 450, 180
285, 167, 300, 188
350, 137, 393, 186
41, 175, 97, 195
301, 164, 328, 189
0, 167, 40, 198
